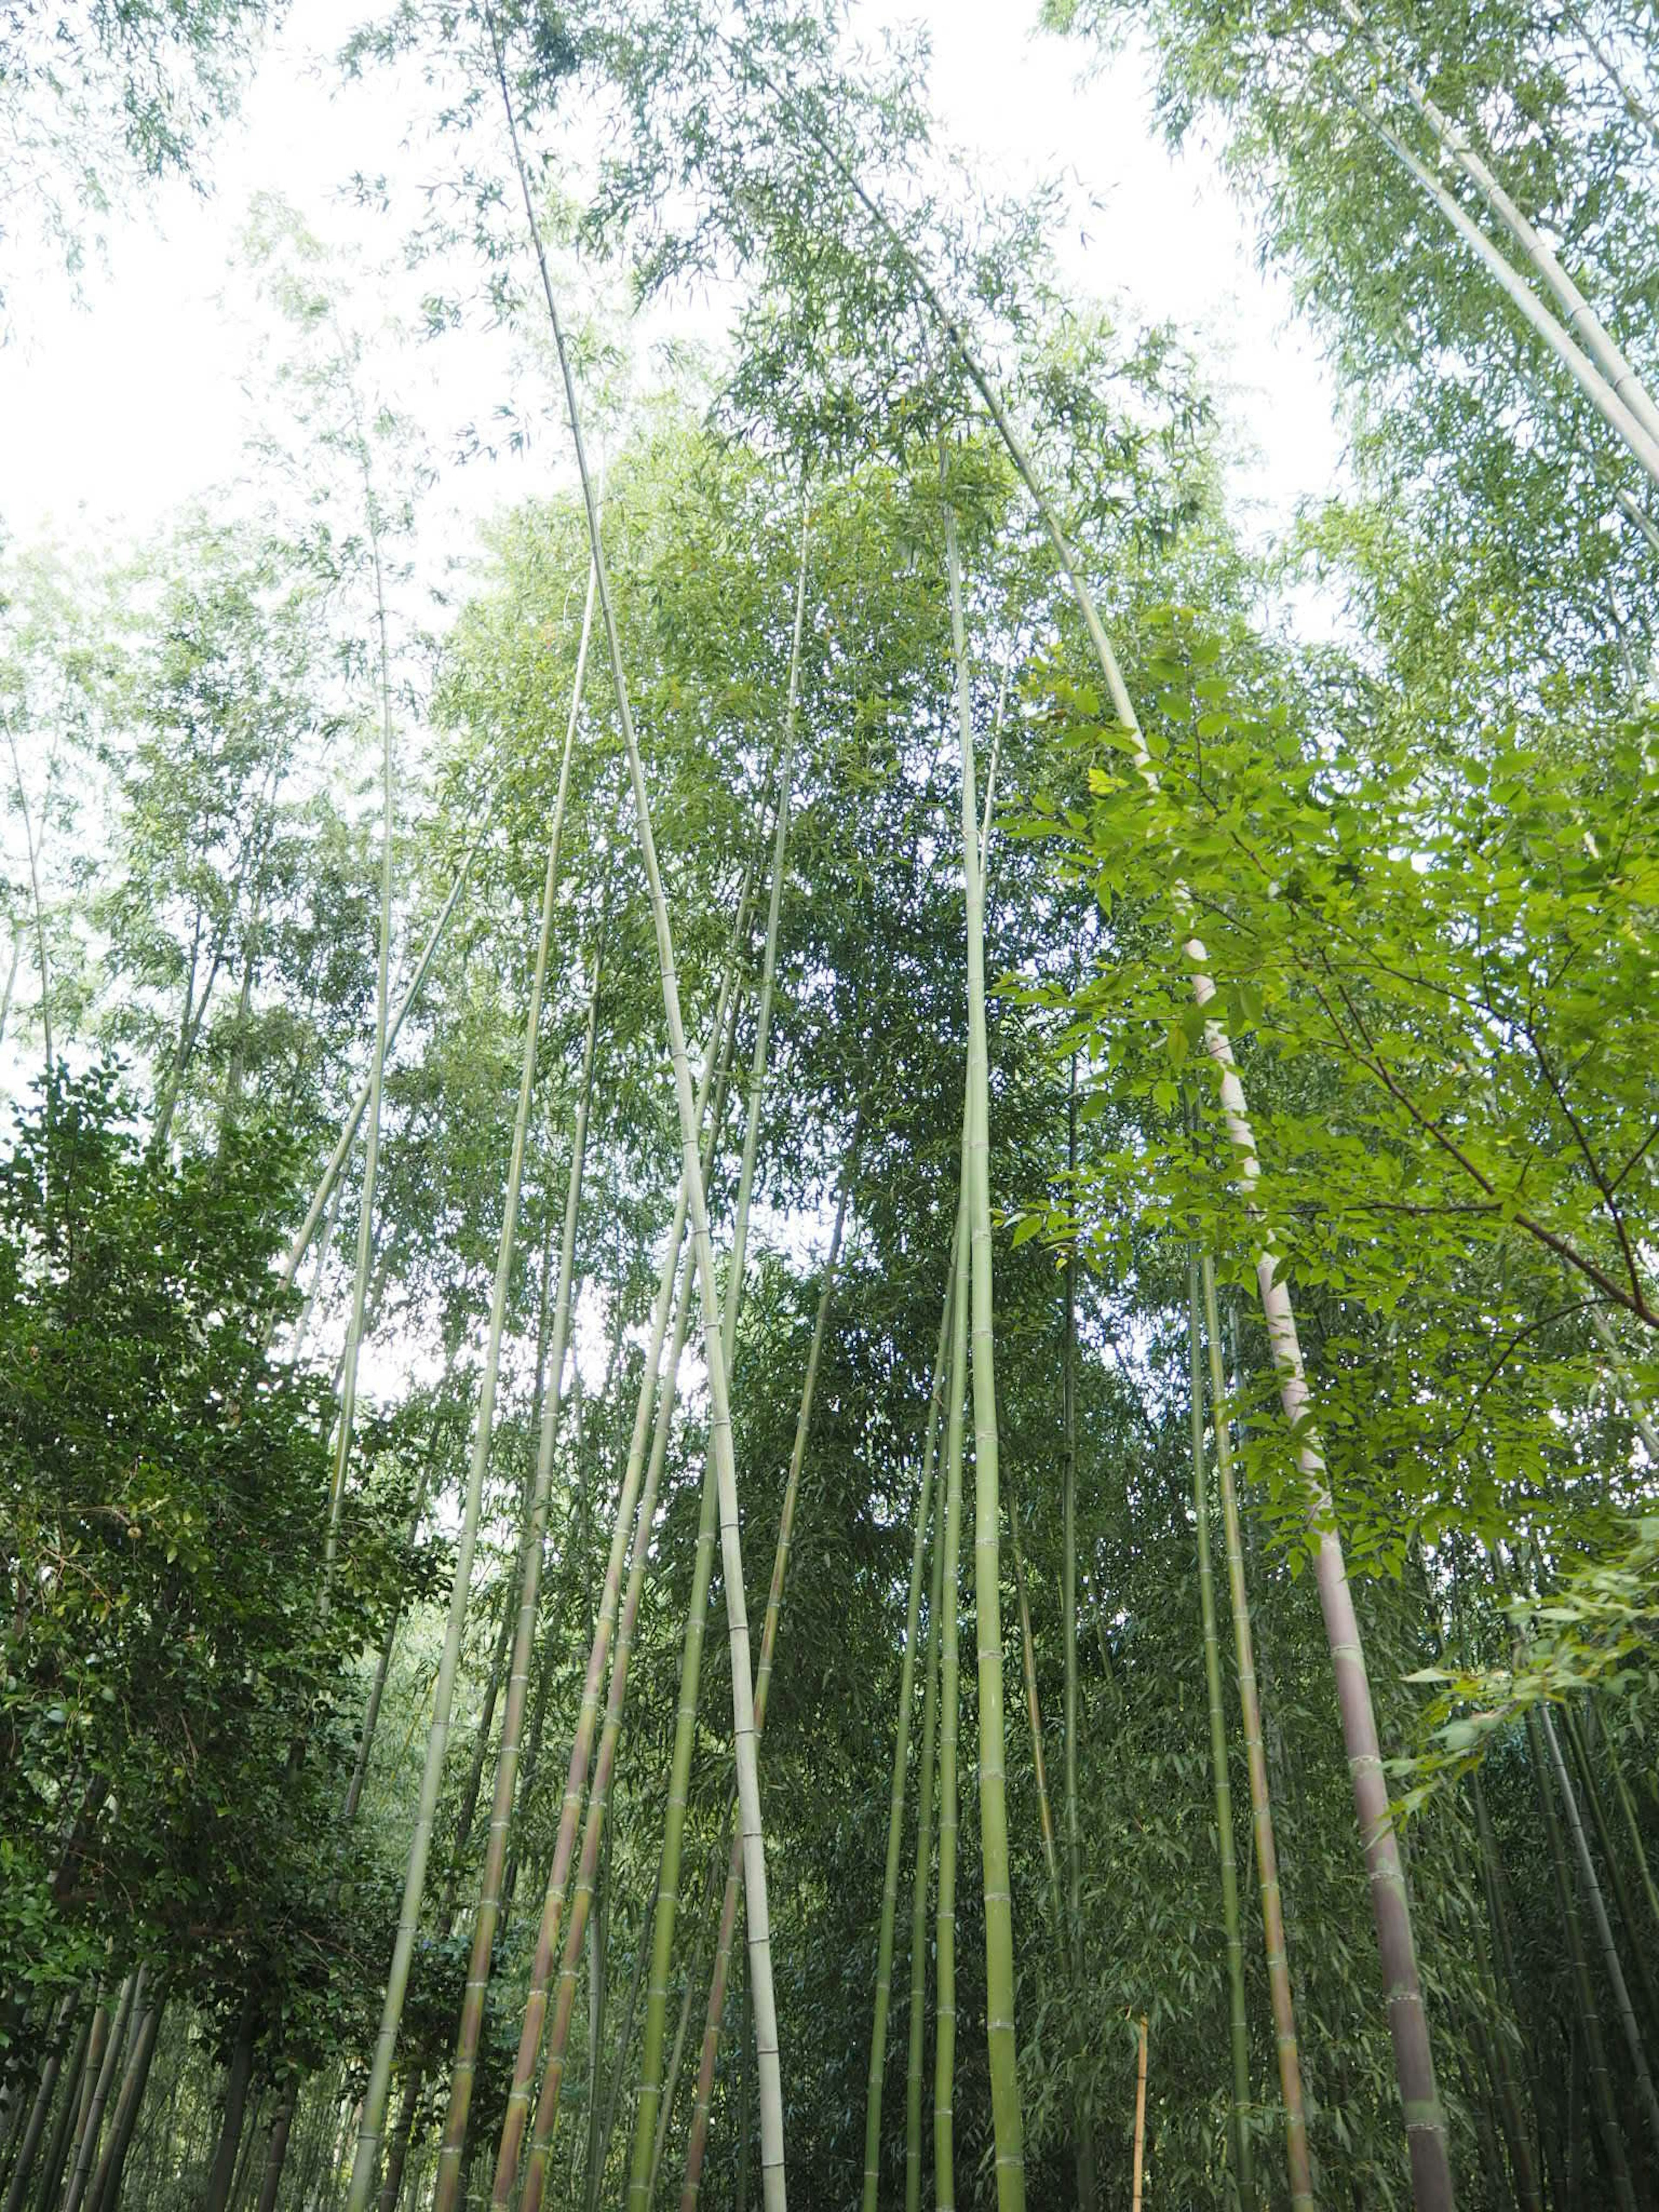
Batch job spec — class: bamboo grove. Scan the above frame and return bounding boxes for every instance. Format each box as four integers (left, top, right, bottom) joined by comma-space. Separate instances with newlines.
3, 2, 1659, 2209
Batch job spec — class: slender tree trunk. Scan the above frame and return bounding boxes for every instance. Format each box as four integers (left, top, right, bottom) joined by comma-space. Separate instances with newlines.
61, 1972, 137, 2212
203, 2002, 256, 2212
1188, 1259, 1255, 2211
489, 955, 744, 2209
1131, 2017, 1149, 2212
1335, 0, 1659, 450
488, 24, 787, 2199
1061, 1058, 1098, 2212
340, 542, 592, 2212
431, 928, 604, 2210
1540, 1707, 1659, 2157
905, 1352, 949, 2212
944, 495, 1025, 2212
376, 2078, 420, 2212
627, 513, 811, 2212
861, 1230, 955, 2212
85, 1987, 162, 2212
1561, 1703, 1659, 2040
934, 1182, 971, 2212
25, 1994, 91, 2212
677, 1148, 855, 2211
1528, 1707, 1635, 2209
1199, 1256, 1313, 2208
0, 1991, 77, 2212
278, 839, 485, 1304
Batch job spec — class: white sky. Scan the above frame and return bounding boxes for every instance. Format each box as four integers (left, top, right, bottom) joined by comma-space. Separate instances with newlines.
0, 0, 1343, 558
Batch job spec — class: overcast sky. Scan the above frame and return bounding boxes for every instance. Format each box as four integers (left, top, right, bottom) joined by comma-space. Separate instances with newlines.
0, 0, 1343, 561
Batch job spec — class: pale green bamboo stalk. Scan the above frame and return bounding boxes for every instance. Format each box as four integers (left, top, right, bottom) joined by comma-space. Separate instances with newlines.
1334, 0, 1659, 451
515, 1230, 701, 2212
488, 931, 746, 2207
1061, 1055, 1098, 2212
319, 498, 397, 1604
677, 1144, 857, 2210
432, 867, 605, 2212
944, 497, 1025, 2210
627, 514, 811, 2212
1189, 1259, 1255, 2210
934, 1181, 971, 2212
340, 563, 591, 2212
277, 838, 484, 1305
488, 24, 786, 2197
1007, 1481, 1065, 1941
861, 1231, 956, 2212
60, 1970, 137, 2212
1200, 1256, 1313, 2211
1541, 1707, 1659, 2157
904, 1335, 949, 2212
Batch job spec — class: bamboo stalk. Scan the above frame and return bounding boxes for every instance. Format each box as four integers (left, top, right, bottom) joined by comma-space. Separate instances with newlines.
1528, 1706, 1635, 2209
432, 896, 605, 2211
487, 18, 787, 2196
905, 1279, 952, 2212
1188, 1259, 1255, 2210
1007, 1479, 1065, 1939
678, 1141, 858, 2209
1200, 1256, 1313, 2210
1061, 1057, 1098, 2212
0, 1991, 78, 2212
1131, 2017, 1149, 2212
1334, 0, 1659, 450
944, 493, 1026, 2212
628, 512, 812, 2212
61, 1970, 137, 2212
1540, 1707, 1659, 2156
934, 1180, 971, 2212
862, 1235, 957, 2212
340, 556, 594, 2212
1560, 1703, 1659, 2040
488, 954, 741, 2207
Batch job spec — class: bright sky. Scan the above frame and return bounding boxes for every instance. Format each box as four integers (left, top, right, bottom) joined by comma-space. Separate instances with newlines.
0, 0, 1343, 559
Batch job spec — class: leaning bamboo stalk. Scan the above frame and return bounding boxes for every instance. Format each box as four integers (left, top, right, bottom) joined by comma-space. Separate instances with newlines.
340, 560, 593, 2212
861, 1228, 957, 2212
16, 1992, 91, 2212
1007, 1480, 1065, 1942
487, 944, 744, 2207
627, 522, 812, 2212
1334, 0, 1659, 451
934, 1181, 972, 2212
650, 1836, 726, 2201
944, 496, 1025, 2210
61, 1970, 138, 2212
1355, 96, 1659, 494
1188, 1259, 1255, 2212
1200, 1256, 1313, 2210
432, 911, 605, 2212
83, 1987, 163, 2212
1560, 1702, 1659, 2038
1540, 1707, 1659, 2156
678, 1147, 857, 2210
513, 1234, 702, 2212
277, 837, 484, 1303
1527, 1706, 1635, 2208
318, 480, 398, 1600
489, 18, 786, 2199
1131, 2017, 1149, 2212
903, 1375, 948, 2212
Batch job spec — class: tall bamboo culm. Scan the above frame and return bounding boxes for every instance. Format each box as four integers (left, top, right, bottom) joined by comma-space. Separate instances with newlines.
861, 1234, 957, 2212
627, 510, 812, 2212
905, 1280, 953, 2212
934, 1178, 972, 2212
487, 17, 788, 2197
1188, 1258, 1255, 2210
945, 495, 1025, 2211
340, 547, 592, 2212
1200, 1255, 1313, 2209
677, 1141, 856, 2209
763, 105, 1456, 2199
431, 777, 605, 2211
